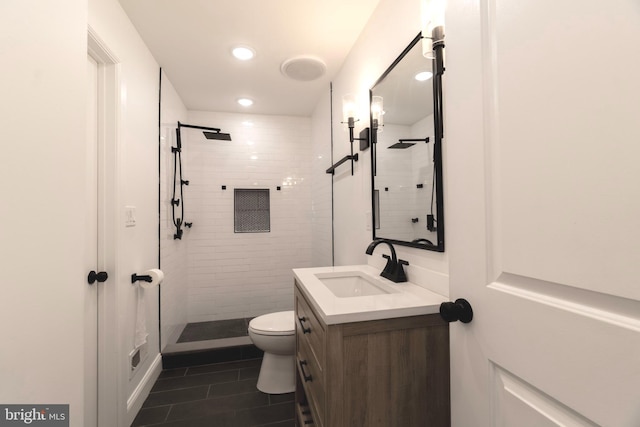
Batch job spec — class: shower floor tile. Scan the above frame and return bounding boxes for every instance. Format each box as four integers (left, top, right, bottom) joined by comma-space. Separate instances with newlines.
177, 318, 252, 343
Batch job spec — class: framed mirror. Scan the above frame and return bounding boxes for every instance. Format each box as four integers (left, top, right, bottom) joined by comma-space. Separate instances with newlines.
370, 32, 445, 251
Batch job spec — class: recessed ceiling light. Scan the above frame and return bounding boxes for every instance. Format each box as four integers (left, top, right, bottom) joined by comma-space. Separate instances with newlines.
237, 98, 253, 107
415, 71, 433, 81
232, 46, 255, 61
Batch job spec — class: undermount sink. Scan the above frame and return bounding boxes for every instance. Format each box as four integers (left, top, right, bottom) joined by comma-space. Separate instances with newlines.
314, 271, 399, 298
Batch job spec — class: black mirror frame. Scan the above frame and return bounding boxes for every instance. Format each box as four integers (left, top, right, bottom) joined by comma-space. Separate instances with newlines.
370, 31, 445, 252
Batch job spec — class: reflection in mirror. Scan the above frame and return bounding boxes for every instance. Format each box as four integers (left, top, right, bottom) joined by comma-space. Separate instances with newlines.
370, 32, 445, 251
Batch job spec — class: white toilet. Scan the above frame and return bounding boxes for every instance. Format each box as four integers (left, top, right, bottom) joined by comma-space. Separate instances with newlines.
248, 310, 296, 394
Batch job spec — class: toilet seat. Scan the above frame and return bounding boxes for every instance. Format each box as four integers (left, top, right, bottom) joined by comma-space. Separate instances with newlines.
249, 311, 295, 336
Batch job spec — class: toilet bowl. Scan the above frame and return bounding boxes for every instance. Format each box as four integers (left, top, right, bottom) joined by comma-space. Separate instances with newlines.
248, 311, 295, 394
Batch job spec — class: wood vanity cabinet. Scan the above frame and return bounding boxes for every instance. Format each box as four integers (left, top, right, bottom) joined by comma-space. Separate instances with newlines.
294, 280, 451, 427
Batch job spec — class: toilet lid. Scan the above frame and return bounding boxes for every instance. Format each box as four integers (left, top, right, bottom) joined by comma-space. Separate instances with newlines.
249, 311, 295, 336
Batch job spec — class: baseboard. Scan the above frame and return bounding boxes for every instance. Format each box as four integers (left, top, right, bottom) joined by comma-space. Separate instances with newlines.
126, 353, 162, 426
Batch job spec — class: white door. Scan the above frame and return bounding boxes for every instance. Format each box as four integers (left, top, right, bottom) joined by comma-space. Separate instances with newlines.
85, 53, 100, 427
88, 29, 120, 426
446, 1, 640, 426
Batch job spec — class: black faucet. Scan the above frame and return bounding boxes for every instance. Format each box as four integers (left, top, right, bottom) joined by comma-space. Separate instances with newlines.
365, 239, 409, 283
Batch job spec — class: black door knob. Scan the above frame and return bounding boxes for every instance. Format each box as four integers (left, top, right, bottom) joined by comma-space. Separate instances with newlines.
88, 270, 108, 285
439, 298, 473, 323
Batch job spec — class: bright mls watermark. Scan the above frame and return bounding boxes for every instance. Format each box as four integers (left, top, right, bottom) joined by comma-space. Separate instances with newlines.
0, 405, 68, 426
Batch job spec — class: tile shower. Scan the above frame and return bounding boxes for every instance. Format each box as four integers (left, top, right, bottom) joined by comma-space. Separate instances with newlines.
160, 107, 320, 351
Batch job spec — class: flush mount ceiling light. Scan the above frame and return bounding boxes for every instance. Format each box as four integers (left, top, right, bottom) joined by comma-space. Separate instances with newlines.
237, 98, 253, 107
415, 71, 433, 81
280, 56, 326, 81
232, 46, 255, 61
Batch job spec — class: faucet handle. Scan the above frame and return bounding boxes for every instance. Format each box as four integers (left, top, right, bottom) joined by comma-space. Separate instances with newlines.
381, 254, 394, 275
395, 259, 409, 283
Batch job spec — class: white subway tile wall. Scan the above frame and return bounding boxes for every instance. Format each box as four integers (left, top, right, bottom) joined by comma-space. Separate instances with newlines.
183, 111, 314, 322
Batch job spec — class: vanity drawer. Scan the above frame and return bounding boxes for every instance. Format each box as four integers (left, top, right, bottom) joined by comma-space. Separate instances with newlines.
296, 402, 315, 426
295, 286, 325, 368
297, 331, 325, 427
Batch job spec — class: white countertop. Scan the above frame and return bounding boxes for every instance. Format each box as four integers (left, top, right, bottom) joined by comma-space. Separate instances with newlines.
293, 265, 447, 325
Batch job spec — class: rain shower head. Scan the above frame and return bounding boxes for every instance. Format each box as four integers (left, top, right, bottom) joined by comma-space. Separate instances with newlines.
203, 131, 232, 141
388, 142, 416, 149
388, 137, 430, 149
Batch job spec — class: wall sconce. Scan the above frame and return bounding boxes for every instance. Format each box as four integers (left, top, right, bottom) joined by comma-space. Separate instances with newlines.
371, 96, 384, 132
326, 94, 370, 176
422, 25, 445, 60
430, 26, 445, 77
422, 36, 435, 60
421, 0, 446, 59
370, 95, 383, 146
342, 94, 370, 148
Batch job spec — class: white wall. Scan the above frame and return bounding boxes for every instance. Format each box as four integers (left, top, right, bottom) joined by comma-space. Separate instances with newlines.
0, 0, 87, 424
183, 111, 313, 322
315, 0, 449, 295
159, 73, 189, 349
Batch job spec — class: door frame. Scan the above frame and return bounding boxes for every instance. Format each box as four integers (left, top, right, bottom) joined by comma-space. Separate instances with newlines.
88, 26, 121, 427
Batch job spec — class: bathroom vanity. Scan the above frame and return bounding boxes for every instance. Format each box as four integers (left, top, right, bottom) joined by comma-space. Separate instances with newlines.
293, 265, 450, 427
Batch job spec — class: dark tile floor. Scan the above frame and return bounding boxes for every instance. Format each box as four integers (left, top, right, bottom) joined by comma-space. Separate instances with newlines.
131, 358, 294, 427
177, 318, 252, 343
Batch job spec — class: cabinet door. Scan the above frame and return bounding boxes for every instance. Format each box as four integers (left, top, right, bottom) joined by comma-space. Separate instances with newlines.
337, 316, 449, 427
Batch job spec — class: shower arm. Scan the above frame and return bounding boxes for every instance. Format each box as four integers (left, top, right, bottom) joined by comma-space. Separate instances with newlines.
177, 121, 221, 133
398, 138, 429, 143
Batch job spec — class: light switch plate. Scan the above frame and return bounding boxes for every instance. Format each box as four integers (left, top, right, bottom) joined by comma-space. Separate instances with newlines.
125, 206, 136, 227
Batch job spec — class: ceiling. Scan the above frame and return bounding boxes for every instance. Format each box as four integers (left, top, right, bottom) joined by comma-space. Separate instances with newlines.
118, 0, 382, 117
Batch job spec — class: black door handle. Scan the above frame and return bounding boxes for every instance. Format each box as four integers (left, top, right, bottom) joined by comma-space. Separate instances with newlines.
439, 298, 473, 323
88, 270, 108, 285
